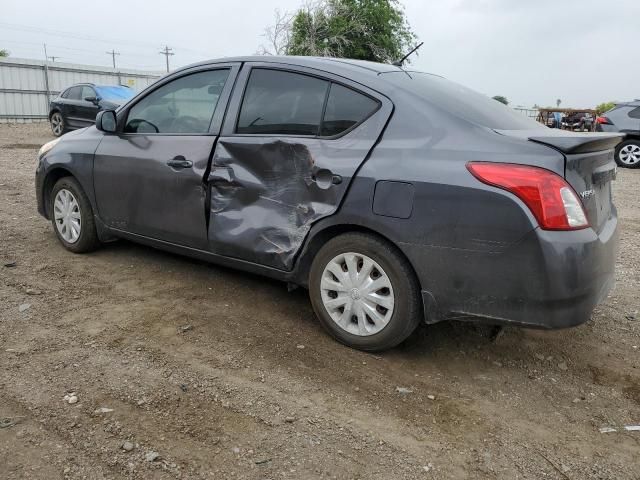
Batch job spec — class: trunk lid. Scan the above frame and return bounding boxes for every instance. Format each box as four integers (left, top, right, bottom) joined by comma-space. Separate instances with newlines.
495, 129, 623, 232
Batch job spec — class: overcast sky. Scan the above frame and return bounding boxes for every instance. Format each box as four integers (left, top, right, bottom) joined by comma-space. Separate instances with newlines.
2, 0, 637, 108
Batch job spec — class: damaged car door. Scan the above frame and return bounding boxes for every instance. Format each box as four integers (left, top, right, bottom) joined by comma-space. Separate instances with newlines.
208, 64, 392, 270
93, 65, 238, 249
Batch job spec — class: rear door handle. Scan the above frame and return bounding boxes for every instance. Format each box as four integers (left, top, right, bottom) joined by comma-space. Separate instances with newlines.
167, 156, 193, 169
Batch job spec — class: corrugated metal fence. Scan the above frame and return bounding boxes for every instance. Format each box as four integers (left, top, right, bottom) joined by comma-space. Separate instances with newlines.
0, 57, 163, 123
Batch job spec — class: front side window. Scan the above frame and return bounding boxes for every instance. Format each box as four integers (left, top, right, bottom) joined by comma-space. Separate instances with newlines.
124, 69, 230, 134
237, 69, 329, 135
320, 84, 379, 136
81, 86, 95, 101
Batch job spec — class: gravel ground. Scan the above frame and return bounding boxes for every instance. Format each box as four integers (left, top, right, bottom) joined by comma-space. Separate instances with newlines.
1, 123, 639, 479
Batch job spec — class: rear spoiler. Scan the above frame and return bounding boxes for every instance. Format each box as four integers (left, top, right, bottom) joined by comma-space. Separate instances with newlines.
494, 129, 625, 154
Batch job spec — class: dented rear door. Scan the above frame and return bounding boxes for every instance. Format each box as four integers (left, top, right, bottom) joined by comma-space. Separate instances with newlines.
208, 63, 392, 270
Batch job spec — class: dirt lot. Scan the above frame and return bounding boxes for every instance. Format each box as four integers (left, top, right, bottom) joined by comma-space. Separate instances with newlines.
0, 123, 639, 480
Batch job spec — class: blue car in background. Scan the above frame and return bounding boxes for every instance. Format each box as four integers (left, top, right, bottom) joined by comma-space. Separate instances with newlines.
49, 83, 134, 136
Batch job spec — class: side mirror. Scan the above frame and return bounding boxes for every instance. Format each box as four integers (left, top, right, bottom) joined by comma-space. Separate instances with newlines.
96, 110, 117, 133
84, 96, 99, 105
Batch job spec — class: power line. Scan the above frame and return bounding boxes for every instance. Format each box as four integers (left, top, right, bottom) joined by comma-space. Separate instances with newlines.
159, 45, 174, 73
106, 49, 120, 69
0, 22, 213, 57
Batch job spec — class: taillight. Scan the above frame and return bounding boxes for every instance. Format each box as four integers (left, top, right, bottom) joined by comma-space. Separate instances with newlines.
596, 116, 612, 125
467, 162, 589, 231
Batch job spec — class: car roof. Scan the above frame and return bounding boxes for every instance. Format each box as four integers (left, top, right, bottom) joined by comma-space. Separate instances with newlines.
176, 55, 408, 84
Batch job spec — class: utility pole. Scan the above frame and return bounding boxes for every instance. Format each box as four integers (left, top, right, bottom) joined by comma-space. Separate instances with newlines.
106, 49, 120, 69
42, 44, 52, 111
159, 45, 174, 72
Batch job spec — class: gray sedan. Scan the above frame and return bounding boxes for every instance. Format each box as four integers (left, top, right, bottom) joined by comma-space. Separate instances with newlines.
35, 56, 620, 351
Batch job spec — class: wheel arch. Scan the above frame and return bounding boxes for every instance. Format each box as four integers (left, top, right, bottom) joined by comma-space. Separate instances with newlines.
49, 108, 61, 120
42, 167, 75, 219
293, 222, 424, 294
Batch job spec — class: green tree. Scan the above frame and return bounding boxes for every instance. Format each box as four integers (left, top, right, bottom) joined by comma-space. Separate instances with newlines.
595, 101, 616, 114
263, 0, 417, 63
0, 49, 9, 57
492, 95, 509, 105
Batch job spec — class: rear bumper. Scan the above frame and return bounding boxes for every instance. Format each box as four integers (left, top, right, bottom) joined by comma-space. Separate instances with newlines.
409, 211, 618, 329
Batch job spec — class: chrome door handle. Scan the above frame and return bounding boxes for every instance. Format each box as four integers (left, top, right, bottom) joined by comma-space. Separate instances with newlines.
167, 157, 193, 169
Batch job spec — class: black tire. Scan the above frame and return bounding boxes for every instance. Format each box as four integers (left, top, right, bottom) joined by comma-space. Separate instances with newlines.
614, 139, 640, 169
308, 232, 422, 352
50, 111, 66, 137
50, 177, 100, 253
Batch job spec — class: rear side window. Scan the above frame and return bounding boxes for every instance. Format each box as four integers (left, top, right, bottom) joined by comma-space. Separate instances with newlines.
629, 107, 640, 119
383, 72, 544, 131
320, 84, 379, 136
237, 69, 329, 135
65, 86, 82, 100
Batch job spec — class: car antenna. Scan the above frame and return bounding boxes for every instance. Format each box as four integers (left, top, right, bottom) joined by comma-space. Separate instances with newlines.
392, 42, 424, 67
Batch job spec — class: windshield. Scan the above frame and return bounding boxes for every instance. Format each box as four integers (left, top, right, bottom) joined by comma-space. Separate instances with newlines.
382, 71, 544, 131
95, 86, 135, 103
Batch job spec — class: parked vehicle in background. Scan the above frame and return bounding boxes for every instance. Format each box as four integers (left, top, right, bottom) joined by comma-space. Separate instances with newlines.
35, 56, 621, 351
596, 100, 640, 168
49, 84, 135, 137
562, 111, 594, 132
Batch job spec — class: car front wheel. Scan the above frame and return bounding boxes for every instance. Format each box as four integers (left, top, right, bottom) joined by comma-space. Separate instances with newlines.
309, 232, 422, 351
615, 139, 640, 168
50, 112, 65, 137
50, 177, 100, 253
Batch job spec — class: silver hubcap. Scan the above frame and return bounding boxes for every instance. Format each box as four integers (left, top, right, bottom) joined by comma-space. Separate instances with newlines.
51, 113, 63, 135
619, 144, 640, 165
53, 189, 81, 243
320, 252, 395, 336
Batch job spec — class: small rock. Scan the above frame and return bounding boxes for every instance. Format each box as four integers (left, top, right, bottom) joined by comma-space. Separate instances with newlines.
122, 441, 134, 452
180, 384, 188, 392
95, 407, 114, 414
423, 463, 433, 472
63, 467, 71, 474
18, 303, 31, 312
492, 361, 503, 367
179, 324, 193, 333
285, 416, 296, 423
137, 399, 145, 406
572, 398, 580, 403
25, 288, 42, 295
145, 451, 160, 462
558, 361, 568, 371
232, 447, 240, 454
534, 353, 545, 361
427, 395, 436, 400
296, 344, 305, 349
67, 396, 78, 405
395, 387, 413, 395
3, 261, 17, 268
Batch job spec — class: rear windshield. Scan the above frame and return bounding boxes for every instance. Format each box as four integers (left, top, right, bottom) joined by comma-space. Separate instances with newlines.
382, 71, 544, 131
95, 86, 135, 102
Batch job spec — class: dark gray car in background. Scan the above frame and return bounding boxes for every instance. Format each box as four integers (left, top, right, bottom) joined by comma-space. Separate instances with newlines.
596, 100, 640, 168
48, 83, 134, 137
35, 56, 621, 351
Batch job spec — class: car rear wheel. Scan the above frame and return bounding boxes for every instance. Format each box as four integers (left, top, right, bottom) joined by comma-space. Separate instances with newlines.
615, 139, 640, 168
50, 112, 65, 137
50, 177, 100, 253
309, 232, 422, 352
